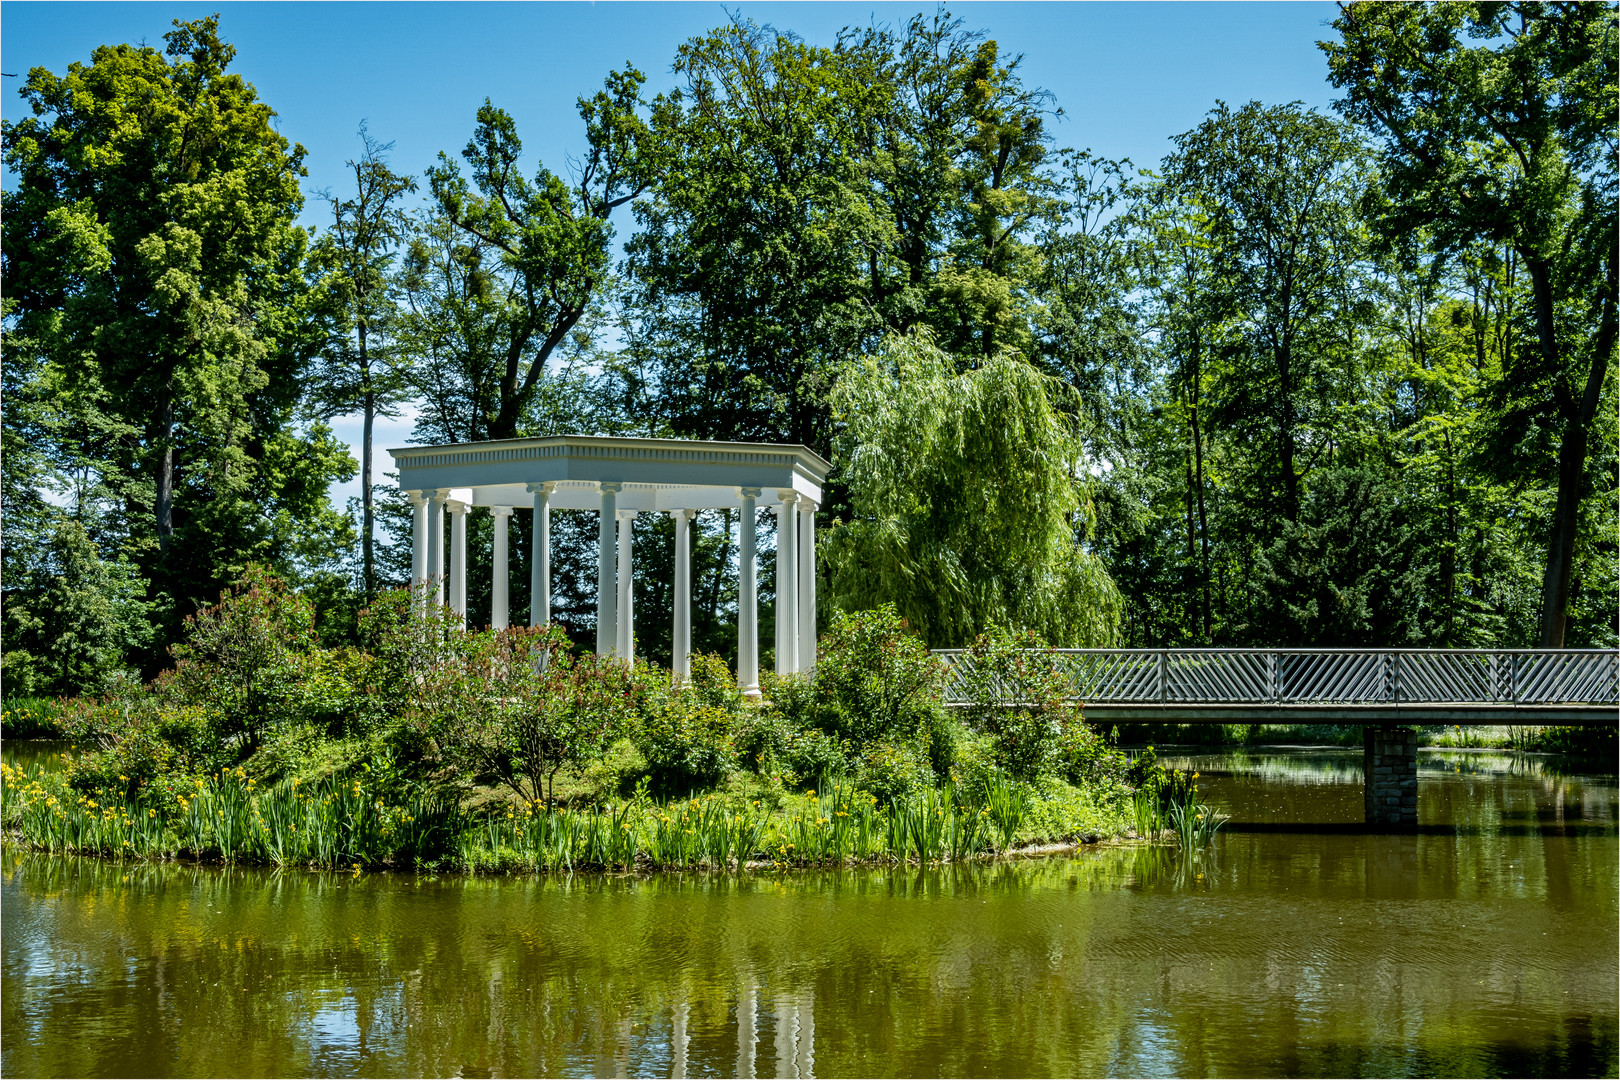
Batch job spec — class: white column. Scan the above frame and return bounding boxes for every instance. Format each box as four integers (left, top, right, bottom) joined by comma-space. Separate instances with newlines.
490, 506, 512, 630
448, 498, 469, 627
772, 504, 787, 674
671, 509, 695, 679
596, 483, 620, 656
798, 500, 817, 670
777, 492, 799, 674
409, 491, 429, 611
738, 488, 761, 697
527, 482, 554, 627
617, 510, 636, 663
428, 489, 449, 608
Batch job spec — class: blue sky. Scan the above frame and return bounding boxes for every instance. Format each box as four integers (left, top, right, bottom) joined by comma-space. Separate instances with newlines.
2, 1, 1346, 512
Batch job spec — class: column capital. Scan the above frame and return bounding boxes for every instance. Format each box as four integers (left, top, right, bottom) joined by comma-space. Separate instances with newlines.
776, 490, 800, 507
526, 481, 557, 496
799, 498, 819, 513
446, 498, 470, 514
617, 508, 639, 521
738, 487, 763, 500
598, 481, 625, 494
489, 505, 514, 519
668, 508, 698, 522
405, 489, 430, 506
429, 488, 452, 504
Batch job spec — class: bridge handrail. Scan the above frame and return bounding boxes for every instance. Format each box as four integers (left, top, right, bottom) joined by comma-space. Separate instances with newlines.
929, 647, 1620, 707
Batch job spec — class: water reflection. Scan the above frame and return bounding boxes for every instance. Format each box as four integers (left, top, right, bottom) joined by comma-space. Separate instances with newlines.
3, 751, 1616, 1078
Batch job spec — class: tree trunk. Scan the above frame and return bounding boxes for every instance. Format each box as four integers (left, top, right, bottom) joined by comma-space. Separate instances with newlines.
1188, 344, 1212, 641
362, 389, 375, 599
155, 383, 175, 554
1533, 263, 1613, 647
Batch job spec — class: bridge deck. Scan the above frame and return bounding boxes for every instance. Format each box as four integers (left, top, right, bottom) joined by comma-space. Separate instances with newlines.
932, 648, 1618, 725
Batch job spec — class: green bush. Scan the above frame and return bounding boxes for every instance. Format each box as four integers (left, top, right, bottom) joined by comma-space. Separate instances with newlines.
637, 695, 739, 793
813, 605, 951, 749
856, 736, 934, 805
1053, 717, 1128, 787
424, 623, 636, 804
959, 626, 1072, 780
585, 738, 650, 802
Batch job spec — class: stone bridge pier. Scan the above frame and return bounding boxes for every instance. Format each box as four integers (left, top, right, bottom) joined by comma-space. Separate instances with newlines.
1363, 726, 1418, 828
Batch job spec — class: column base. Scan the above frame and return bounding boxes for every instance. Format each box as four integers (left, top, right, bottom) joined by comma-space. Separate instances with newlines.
1363, 725, 1418, 829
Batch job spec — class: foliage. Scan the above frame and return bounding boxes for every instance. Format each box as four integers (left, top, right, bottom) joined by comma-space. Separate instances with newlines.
1, 15, 352, 668
1, 698, 68, 739
811, 605, 951, 746
424, 624, 637, 804
421, 69, 653, 440
305, 124, 418, 600
958, 626, 1072, 781
2, 755, 1127, 872
0, 518, 152, 696
1324, 1, 1618, 646
635, 693, 739, 794
824, 331, 1121, 647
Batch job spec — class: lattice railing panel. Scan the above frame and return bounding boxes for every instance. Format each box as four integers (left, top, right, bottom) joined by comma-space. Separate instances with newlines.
1278, 653, 1382, 702
1513, 652, 1618, 704
933, 648, 1618, 706
1400, 652, 1491, 703
1059, 652, 1159, 701
1164, 652, 1270, 701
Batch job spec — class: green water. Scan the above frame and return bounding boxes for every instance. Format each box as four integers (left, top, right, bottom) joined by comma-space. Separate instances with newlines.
3, 748, 1615, 1077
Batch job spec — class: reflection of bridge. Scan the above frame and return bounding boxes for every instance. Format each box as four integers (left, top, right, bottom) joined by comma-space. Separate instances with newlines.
933, 648, 1618, 827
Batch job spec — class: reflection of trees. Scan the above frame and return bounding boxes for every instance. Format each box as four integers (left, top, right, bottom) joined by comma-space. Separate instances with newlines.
2, 837, 1615, 1077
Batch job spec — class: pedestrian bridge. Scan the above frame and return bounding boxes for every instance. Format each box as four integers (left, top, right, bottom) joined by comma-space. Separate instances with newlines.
933, 647, 1618, 725
932, 647, 1616, 828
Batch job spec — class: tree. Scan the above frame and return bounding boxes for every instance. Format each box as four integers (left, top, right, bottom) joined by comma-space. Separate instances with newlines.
1324, 1, 1619, 645
423, 70, 653, 441
1158, 101, 1370, 526
822, 330, 1120, 647
1, 16, 350, 653
0, 517, 152, 697
307, 124, 417, 599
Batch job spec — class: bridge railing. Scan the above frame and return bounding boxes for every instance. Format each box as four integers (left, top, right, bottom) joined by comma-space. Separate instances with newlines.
930, 648, 1620, 707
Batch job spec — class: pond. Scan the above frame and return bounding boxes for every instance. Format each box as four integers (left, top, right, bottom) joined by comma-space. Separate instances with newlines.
2, 746, 1615, 1077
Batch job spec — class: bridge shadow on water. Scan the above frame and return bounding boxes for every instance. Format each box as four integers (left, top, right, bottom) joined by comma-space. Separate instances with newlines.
1222, 820, 1617, 837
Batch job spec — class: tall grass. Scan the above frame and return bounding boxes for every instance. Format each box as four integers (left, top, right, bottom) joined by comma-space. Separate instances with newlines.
1, 760, 458, 868
4, 763, 1070, 872
981, 773, 1028, 852
1132, 768, 1227, 849
1, 698, 66, 739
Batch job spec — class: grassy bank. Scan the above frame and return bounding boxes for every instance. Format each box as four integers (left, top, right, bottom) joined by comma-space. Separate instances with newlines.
0, 758, 1155, 872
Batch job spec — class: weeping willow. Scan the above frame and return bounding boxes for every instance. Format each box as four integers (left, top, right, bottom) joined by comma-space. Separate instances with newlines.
822, 331, 1122, 647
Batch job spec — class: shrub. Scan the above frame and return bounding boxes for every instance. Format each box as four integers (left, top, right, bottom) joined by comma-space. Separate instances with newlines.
959, 626, 1072, 780
584, 738, 650, 802
637, 696, 739, 793
1053, 717, 1128, 787
814, 605, 950, 749
169, 565, 321, 754
427, 624, 635, 804
856, 735, 934, 805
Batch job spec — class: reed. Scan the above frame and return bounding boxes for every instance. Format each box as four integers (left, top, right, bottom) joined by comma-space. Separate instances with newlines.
1, 760, 458, 868
982, 773, 1028, 852
4, 760, 1026, 873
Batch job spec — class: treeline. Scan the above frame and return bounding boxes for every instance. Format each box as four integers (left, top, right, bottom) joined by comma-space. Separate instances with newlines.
3, 6, 1615, 697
